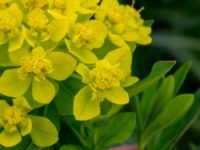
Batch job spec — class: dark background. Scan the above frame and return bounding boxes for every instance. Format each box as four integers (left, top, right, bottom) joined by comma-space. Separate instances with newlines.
120, 0, 200, 149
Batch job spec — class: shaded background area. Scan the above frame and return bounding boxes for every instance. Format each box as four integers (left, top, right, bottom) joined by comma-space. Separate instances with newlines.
120, 0, 200, 149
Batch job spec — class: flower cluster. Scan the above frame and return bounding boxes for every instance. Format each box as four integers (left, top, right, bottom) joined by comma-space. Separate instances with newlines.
0, 0, 152, 147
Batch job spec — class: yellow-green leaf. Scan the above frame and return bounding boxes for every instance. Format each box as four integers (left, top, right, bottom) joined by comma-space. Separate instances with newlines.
32, 79, 56, 104
46, 52, 76, 81
104, 87, 129, 105
0, 130, 21, 147
0, 69, 31, 97
29, 116, 58, 147
74, 86, 101, 120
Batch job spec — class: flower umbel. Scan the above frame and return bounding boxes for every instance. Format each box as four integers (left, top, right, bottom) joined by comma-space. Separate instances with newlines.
74, 48, 139, 120
96, 0, 152, 45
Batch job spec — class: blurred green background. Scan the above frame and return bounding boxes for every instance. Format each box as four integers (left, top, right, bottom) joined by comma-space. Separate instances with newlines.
120, 0, 200, 149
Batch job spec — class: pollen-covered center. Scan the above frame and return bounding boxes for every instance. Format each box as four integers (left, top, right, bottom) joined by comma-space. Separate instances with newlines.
91, 61, 121, 90
0, 9, 18, 31
72, 24, 97, 49
18, 54, 53, 80
28, 8, 49, 30
3, 106, 22, 133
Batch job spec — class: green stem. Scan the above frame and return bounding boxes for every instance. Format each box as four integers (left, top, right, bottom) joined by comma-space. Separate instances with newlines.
63, 118, 89, 148
71, 73, 82, 80
134, 96, 143, 150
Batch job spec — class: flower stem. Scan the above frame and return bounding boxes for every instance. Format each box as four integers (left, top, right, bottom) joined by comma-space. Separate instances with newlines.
62, 117, 90, 148
134, 96, 143, 150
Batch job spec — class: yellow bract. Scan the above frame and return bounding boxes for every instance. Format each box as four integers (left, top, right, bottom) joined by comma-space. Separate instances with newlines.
18, 53, 53, 80
91, 60, 121, 90
3, 106, 22, 133
28, 8, 49, 30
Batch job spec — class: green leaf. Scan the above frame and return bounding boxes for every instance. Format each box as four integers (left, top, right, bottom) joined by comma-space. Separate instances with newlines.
74, 86, 101, 121
0, 69, 31, 97
127, 61, 176, 97
59, 145, 83, 150
29, 116, 58, 147
141, 76, 175, 126
96, 112, 136, 150
46, 52, 77, 81
0, 130, 21, 147
32, 79, 56, 104
53, 82, 74, 115
104, 87, 129, 105
44, 102, 60, 131
174, 61, 192, 94
151, 89, 200, 150
141, 94, 194, 148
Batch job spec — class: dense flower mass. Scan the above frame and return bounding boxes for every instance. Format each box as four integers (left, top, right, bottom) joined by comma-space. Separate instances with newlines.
0, 0, 152, 148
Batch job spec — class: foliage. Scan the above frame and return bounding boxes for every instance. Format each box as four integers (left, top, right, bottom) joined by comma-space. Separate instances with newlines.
0, 0, 196, 150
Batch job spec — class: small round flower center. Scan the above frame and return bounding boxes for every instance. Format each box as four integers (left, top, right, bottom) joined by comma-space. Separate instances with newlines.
0, 10, 17, 31
72, 24, 96, 49
91, 61, 121, 90
28, 8, 49, 30
4, 106, 22, 126
18, 54, 53, 80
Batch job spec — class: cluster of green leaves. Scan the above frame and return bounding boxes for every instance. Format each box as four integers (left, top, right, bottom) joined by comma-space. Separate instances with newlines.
0, 0, 195, 150
135, 62, 195, 150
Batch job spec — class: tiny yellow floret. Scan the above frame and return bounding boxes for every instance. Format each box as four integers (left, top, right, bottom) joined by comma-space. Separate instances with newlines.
72, 24, 96, 49
18, 54, 53, 80
91, 60, 121, 90
3, 106, 22, 133
28, 8, 49, 30
0, 10, 17, 31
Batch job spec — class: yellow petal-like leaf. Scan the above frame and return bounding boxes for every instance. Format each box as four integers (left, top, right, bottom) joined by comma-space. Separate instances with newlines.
74, 86, 101, 121
0, 69, 31, 97
32, 79, 56, 104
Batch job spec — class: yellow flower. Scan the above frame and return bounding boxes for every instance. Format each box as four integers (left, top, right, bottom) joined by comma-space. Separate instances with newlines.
74, 48, 139, 120
96, 0, 152, 45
